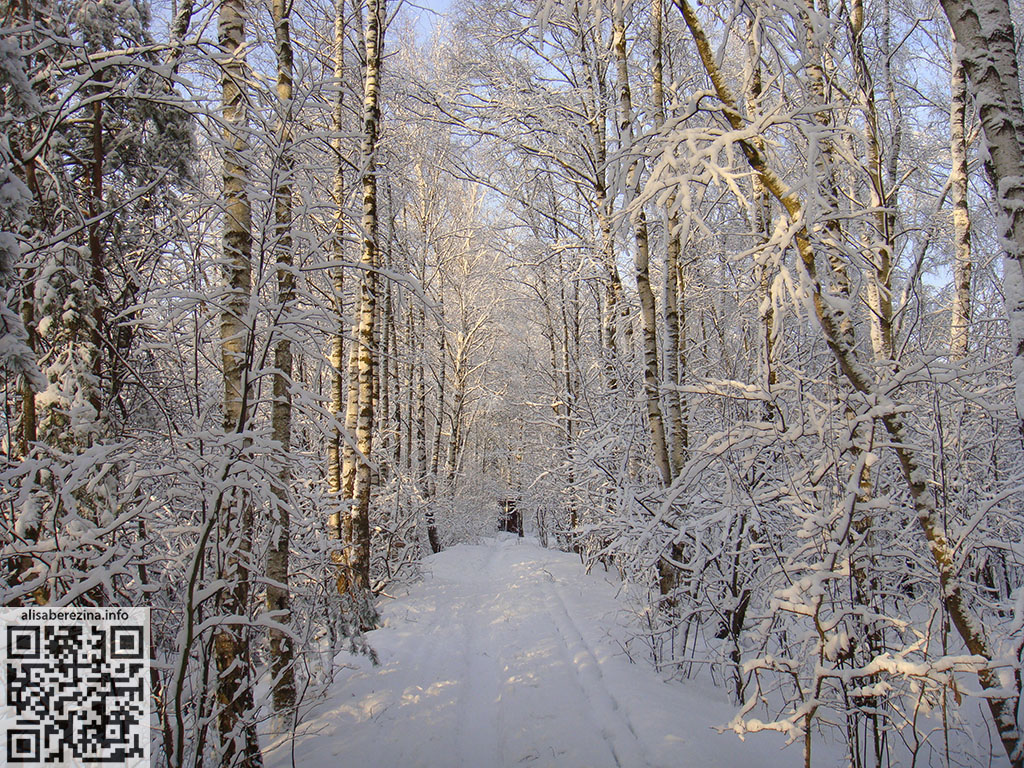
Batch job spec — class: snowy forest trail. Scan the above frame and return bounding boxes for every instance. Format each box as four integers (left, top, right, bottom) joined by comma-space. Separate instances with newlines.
265, 536, 790, 768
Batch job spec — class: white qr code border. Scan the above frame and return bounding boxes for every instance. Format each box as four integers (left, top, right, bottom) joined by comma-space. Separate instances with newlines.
0, 607, 150, 768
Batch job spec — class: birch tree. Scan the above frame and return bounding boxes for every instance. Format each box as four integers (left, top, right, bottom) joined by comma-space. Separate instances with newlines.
948, 41, 972, 361
267, 0, 297, 721
337, 0, 385, 622
611, 0, 672, 487
215, 0, 262, 759
940, 0, 1024, 450
326, 0, 350, 597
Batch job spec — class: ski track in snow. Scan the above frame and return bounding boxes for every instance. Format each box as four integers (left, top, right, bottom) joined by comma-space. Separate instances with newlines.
542, 578, 644, 767
264, 536, 796, 768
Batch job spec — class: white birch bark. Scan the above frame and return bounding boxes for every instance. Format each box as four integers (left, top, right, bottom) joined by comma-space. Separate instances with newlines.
941, 0, 1024, 451
652, 0, 688, 473
216, 0, 261, 761
848, 0, 896, 364
949, 41, 973, 361
348, 0, 384, 617
267, 0, 296, 720
612, 0, 672, 487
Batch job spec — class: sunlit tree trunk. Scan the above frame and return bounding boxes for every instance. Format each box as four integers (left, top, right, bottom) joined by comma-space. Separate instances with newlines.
949, 40, 972, 361
415, 296, 439, 551
444, 370, 465, 488
404, 302, 414, 476
849, 0, 895, 364
652, 0, 687, 474
15, 162, 41, 601
744, 19, 775, 407
347, 0, 385, 614
559, 249, 579, 537
940, 0, 1024, 453
649, 0, 687, 596
612, 0, 671, 486
215, 0, 261, 760
579, 5, 624, 392
267, 0, 296, 721
165, 0, 194, 73
429, 288, 446, 497
802, 0, 855, 338
327, 0, 349, 595
380, 255, 394, 476
408, 163, 440, 552
339, 321, 360, 577
936, 1, 1024, 756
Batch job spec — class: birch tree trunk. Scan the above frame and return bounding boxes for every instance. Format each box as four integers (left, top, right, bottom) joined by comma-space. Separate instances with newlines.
381, 260, 394, 475
416, 297, 440, 552
15, 148, 41, 600
611, 0, 672, 487
166, 0, 194, 74
404, 304, 414, 477
745, 20, 775, 405
327, 0, 349, 595
559, 250, 578, 536
848, 0, 895, 364
267, 0, 296, 720
801, 0, 855, 340
445, 371, 465, 488
804, 1, 880, 666
87, 98, 106, 438
348, 0, 385, 614
935, 2, 1024, 754
580, 7, 624, 391
408, 173, 440, 551
430, 290, 446, 497
650, 0, 687, 595
674, 1, 1022, 761
216, 0, 261, 760
339, 320, 360, 588
652, 0, 688, 473
949, 40, 972, 361
940, 0, 1024, 453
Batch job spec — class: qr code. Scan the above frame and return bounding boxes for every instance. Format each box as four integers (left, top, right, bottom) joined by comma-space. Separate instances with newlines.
1, 607, 149, 767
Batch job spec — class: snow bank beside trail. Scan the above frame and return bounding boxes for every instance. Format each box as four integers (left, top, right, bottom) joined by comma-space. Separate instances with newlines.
264, 536, 814, 768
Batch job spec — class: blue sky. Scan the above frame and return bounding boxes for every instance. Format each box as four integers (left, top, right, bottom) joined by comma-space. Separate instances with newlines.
406, 0, 452, 15
404, 0, 452, 39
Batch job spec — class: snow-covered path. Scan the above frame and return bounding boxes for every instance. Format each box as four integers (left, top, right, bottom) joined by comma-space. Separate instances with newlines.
266, 537, 789, 768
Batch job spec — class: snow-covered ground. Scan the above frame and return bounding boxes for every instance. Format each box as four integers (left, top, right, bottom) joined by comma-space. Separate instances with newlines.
265, 536, 801, 768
